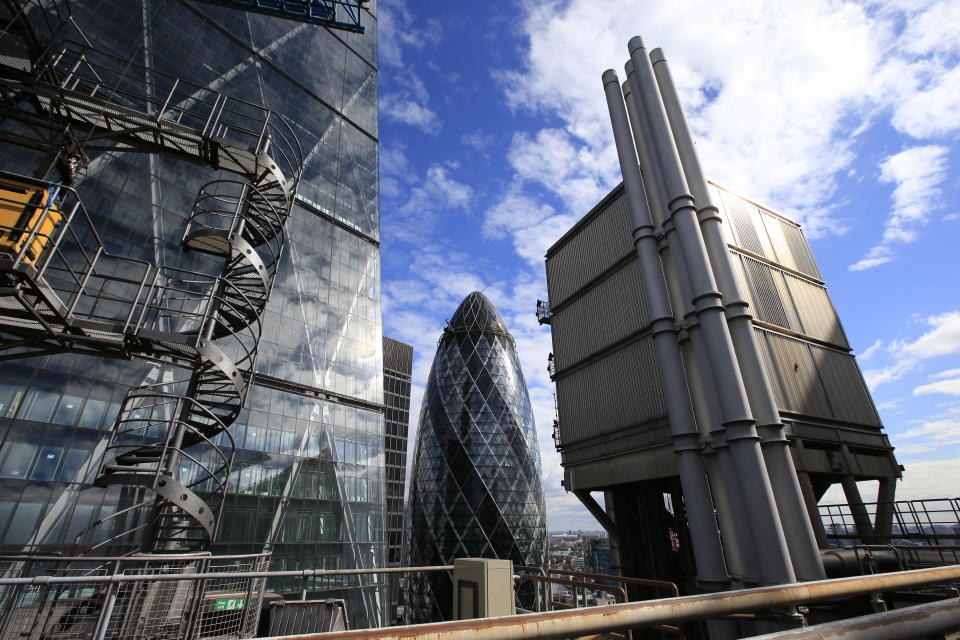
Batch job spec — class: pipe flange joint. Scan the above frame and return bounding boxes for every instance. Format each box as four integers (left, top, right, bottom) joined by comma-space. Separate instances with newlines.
691, 290, 725, 313
631, 223, 656, 243
757, 424, 789, 443
723, 420, 760, 442
696, 206, 723, 224
666, 195, 697, 216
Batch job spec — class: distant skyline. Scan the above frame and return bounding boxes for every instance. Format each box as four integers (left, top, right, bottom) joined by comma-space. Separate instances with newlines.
378, 0, 960, 529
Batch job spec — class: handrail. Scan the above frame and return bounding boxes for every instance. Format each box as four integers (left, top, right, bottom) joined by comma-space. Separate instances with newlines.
0, 564, 456, 585
548, 568, 679, 598
257, 565, 960, 640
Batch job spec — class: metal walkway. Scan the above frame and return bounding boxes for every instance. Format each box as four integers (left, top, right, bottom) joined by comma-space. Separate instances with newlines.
0, 0, 303, 553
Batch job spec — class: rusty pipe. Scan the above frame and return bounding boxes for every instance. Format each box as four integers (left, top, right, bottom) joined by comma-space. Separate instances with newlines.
744, 596, 960, 639
262, 565, 960, 640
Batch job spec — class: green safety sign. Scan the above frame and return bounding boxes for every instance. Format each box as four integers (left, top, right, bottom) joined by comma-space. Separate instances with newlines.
211, 598, 246, 612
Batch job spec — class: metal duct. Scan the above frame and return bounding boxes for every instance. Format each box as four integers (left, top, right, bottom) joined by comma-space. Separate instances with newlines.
626, 35, 795, 586
624, 70, 758, 585
602, 68, 730, 589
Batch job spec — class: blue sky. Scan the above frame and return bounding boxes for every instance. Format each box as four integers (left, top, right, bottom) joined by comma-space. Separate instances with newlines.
376, 0, 960, 530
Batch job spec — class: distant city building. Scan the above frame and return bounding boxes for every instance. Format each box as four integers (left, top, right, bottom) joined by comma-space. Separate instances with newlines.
404, 292, 547, 622
544, 181, 899, 589
587, 538, 614, 582
382, 336, 413, 620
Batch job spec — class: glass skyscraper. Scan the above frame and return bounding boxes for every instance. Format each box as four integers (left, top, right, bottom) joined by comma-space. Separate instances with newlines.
404, 292, 547, 623
0, 0, 385, 628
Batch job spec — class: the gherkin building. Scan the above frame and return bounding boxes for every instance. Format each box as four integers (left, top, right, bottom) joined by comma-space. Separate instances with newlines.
404, 292, 547, 622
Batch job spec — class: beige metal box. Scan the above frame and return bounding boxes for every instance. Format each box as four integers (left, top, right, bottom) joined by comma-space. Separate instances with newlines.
453, 558, 515, 619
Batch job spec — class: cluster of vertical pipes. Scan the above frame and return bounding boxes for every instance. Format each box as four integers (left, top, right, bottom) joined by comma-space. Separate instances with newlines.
601, 37, 827, 602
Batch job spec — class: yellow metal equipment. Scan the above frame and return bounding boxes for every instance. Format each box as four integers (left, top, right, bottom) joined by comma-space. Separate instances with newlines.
0, 178, 62, 265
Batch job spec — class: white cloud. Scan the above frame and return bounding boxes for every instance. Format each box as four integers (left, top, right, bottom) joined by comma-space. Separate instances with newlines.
483, 190, 578, 266
913, 378, 960, 397
900, 418, 960, 444
460, 131, 496, 155
500, 0, 887, 230
849, 245, 893, 271
849, 145, 949, 270
879, 145, 949, 244
891, 66, 960, 138
378, 0, 441, 69
379, 1, 443, 134
931, 368, 960, 380
383, 164, 472, 243
381, 93, 441, 135
863, 358, 917, 391
896, 458, 960, 500
859, 339, 884, 360
892, 311, 960, 359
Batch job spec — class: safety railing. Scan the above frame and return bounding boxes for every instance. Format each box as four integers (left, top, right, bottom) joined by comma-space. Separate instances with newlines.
192, 0, 368, 32
0, 0, 71, 71
0, 557, 453, 640
0, 552, 271, 640
43, 42, 302, 188
820, 497, 960, 545
268, 564, 960, 640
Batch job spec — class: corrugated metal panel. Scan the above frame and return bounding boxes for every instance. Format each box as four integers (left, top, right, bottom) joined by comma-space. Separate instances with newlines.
783, 272, 849, 349
764, 331, 832, 419
761, 211, 798, 272
546, 190, 634, 308
710, 185, 738, 247
728, 251, 755, 309
551, 259, 650, 370
809, 345, 881, 427
753, 328, 790, 410
742, 255, 792, 329
781, 221, 821, 280
719, 190, 766, 257
556, 338, 667, 446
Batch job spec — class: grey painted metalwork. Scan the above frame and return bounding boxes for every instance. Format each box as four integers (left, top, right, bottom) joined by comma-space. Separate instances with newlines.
650, 47, 825, 581
623, 66, 758, 586
603, 69, 729, 590
404, 292, 547, 623
626, 35, 796, 586
746, 597, 960, 640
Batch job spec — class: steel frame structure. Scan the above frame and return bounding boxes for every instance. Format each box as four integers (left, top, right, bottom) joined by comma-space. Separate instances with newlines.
191, 0, 368, 32
0, 0, 306, 556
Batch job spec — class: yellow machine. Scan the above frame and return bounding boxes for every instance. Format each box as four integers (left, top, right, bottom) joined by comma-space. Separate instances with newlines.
0, 178, 63, 265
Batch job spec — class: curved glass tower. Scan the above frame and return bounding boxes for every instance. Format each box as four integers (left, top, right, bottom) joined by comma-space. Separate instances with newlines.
404, 292, 547, 622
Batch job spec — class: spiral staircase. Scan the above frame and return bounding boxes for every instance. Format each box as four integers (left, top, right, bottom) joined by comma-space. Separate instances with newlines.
0, 0, 304, 553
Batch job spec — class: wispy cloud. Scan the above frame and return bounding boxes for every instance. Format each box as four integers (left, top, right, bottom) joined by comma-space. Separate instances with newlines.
914, 378, 960, 396
850, 145, 949, 270
892, 311, 960, 359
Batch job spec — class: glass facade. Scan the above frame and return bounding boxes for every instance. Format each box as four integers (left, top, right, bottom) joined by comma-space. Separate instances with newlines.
404, 292, 547, 623
0, 0, 385, 628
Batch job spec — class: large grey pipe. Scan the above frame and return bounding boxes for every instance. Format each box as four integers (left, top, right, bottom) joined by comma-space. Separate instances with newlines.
602, 68, 729, 589
649, 47, 826, 581
626, 36, 795, 586
624, 72, 758, 585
